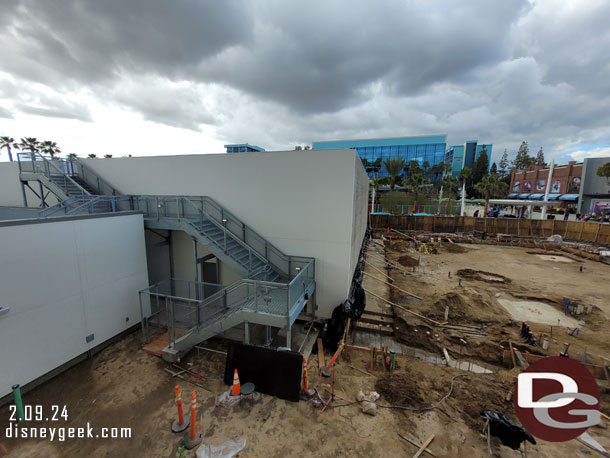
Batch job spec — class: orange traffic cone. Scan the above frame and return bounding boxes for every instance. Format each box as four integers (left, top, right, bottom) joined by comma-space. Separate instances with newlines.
231, 368, 241, 396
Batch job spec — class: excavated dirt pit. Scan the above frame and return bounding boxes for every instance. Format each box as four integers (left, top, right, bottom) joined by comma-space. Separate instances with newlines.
496, 298, 580, 327
375, 365, 516, 429
397, 254, 419, 267
457, 269, 511, 284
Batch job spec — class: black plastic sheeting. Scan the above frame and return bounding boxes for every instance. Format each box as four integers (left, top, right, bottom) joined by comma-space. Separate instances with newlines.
481, 410, 536, 450
224, 342, 303, 402
323, 228, 370, 351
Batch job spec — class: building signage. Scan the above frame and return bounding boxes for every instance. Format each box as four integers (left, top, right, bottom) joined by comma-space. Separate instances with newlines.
536, 179, 546, 192
568, 176, 581, 193
551, 180, 561, 193
593, 201, 610, 215
523, 181, 532, 192
512, 181, 521, 192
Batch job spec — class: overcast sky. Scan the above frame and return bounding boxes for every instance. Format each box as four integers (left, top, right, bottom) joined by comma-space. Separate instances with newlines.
1, 0, 609, 164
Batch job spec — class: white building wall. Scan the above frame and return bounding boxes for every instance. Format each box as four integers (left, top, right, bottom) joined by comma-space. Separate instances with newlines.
349, 156, 369, 283
80, 149, 367, 317
0, 162, 34, 207
0, 213, 149, 398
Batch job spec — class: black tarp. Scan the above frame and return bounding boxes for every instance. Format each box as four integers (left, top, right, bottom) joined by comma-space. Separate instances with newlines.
481, 410, 536, 450
323, 228, 370, 351
224, 342, 302, 402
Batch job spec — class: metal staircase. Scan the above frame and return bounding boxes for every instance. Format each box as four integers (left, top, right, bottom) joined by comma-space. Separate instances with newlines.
17, 152, 316, 361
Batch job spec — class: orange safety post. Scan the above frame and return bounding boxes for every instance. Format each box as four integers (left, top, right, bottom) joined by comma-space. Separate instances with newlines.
189, 390, 197, 441
171, 385, 190, 433
176, 385, 184, 426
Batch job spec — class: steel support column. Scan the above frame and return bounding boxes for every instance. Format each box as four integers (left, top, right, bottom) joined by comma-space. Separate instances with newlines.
193, 238, 199, 299
168, 231, 175, 295
20, 182, 28, 207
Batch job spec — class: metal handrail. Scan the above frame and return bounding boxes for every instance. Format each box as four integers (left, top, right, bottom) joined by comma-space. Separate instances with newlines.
65, 195, 107, 215
194, 196, 292, 267
181, 198, 272, 270
17, 152, 91, 199
38, 196, 92, 217
69, 158, 119, 195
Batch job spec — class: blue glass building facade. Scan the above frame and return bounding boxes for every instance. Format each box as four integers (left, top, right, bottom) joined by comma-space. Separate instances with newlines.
445, 141, 493, 177
312, 135, 447, 178
225, 143, 266, 153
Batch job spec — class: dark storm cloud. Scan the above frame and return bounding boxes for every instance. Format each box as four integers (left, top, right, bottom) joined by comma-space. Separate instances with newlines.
0, 0, 253, 87
0, 0, 526, 115
198, 0, 529, 113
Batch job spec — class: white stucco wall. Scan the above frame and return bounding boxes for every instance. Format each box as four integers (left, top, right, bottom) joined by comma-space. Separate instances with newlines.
0, 213, 149, 398
80, 149, 368, 317
349, 155, 369, 283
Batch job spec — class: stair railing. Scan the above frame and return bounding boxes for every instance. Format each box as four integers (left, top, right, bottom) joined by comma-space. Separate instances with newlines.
17, 152, 91, 199
68, 158, 119, 195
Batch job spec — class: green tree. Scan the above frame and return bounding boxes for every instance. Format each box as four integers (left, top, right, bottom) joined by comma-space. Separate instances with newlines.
597, 162, 610, 185
0, 136, 19, 162
442, 175, 460, 195
406, 160, 422, 177
498, 149, 509, 178
535, 147, 546, 167
104, 154, 113, 158
66, 153, 78, 160
18, 137, 40, 153
40, 140, 61, 159
88, 153, 97, 158
472, 149, 490, 183
368, 157, 382, 176
380, 190, 409, 215
383, 158, 406, 191
406, 172, 426, 210
490, 162, 498, 175
513, 141, 536, 170
474, 174, 508, 217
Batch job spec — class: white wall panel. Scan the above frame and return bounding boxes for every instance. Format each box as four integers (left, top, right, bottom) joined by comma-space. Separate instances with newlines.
0, 214, 149, 398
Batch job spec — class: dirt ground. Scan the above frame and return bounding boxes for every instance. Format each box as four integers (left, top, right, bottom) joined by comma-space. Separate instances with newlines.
2, 237, 610, 457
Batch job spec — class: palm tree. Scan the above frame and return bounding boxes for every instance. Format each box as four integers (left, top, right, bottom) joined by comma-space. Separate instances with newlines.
88, 153, 97, 158
40, 140, 61, 159
474, 174, 508, 217
406, 173, 426, 211
66, 153, 78, 160
458, 167, 472, 217
18, 137, 40, 153
0, 136, 19, 162
104, 154, 113, 158
383, 158, 406, 191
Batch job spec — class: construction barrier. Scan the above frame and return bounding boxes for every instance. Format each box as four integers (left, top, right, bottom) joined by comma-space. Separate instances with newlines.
370, 215, 610, 244
171, 385, 190, 433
